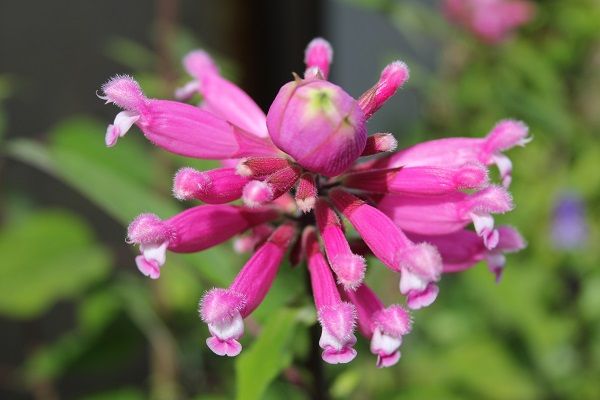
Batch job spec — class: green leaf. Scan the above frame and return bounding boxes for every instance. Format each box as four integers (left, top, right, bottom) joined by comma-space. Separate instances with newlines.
0, 210, 111, 318
6, 117, 179, 225
236, 308, 310, 400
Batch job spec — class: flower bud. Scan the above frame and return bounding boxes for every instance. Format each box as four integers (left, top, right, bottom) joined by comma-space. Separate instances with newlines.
266, 79, 367, 177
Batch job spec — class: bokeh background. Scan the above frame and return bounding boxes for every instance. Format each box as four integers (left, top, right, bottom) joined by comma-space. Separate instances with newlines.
1, 0, 599, 399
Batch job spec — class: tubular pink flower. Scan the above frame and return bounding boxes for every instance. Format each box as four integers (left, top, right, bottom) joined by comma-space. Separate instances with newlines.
233, 224, 274, 254
304, 38, 334, 80
315, 199, 366, 290
444, 0, 535, 44
235, 156, 293, 178
100, 75, 278, 158
330, 189, 442, 309
358, 61, 410, 120
377, 185, 514, 249
242, 164, 302, 207
345, 284, 412, 368
374, 119, 530, 187
408, 226, 526, 281
242, 180, 274, 208
199, 223, 296, 356
295, 173, 318, 213
173, 167, 250, 203
361, 133, 398, 156
127, 206, 278, 279
178, 50, 269, 138
343, 162, 489, 195
266, 78, 367, 177
305, 227, 358, 364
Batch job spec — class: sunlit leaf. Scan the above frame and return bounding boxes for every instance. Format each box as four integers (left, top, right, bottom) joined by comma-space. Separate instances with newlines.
0, 210, 111, 318
6, 117, 179, 225
236, 307, 311, 400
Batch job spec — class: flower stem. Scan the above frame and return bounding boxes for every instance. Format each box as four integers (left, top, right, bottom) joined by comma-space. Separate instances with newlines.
308, 323, 330, 400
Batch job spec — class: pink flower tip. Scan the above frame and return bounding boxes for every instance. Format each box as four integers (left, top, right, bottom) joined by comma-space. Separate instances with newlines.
361, 133, 398, 156
453, 162, 489, 189
99, 74, 146, 111
103, 111, 140, 148
489, 261, 505, 283
183, 50, 219, 77
318, 302, 358, 364
199, 288, 246, 324
172, 167, 208, 201
485, 119, 531, 152
323, 347, 357, 364
398, 243, 442, 309
135, 255, 161, 279
470, 186, 514, 214
304, 37, 333, 77
105, 124, 120, 147
359, 61, 410, 119
407, 283, 439, 310
376, 350, 401, 368
331, 254, 367, 290
127, 213, 170, 244
370, 305, 411, 367
296, 197, 316, 213
497, 225, 527, 252
375, 133, 398, 152
242, 180, 274, 207
206, 336, 242, 357
235, 158, 253, 177
372, 305, 412, 337
370, 330, 402, 367
486, 226, 527, 281
397, 243, 442, 279
380, 61, 410, 91
319, 302, 356, 341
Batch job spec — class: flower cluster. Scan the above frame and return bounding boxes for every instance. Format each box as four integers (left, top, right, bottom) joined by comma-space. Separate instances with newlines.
99, 38, 528, 367
443, 0, 536, 44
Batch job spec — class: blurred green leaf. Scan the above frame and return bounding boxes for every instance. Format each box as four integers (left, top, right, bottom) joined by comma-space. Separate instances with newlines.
331, 368, 361, 399
236, 308, 308, 400
0, 210, 111, 318
24, 288, 125, 382
78, 388, 145, 400
6, 117, 179, 225
105, 37, 155, 70
78, 288, 123, 336
155, 258, 203, 312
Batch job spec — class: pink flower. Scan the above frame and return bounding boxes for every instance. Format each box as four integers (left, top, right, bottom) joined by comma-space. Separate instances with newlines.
443, 0, 536, 44
200, 223, 296, 356
407, 225, 526, 282
100, 37, 528, 365
127, 206, 277, 279
344, 284, 411, 368
305, 227, 358, 363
